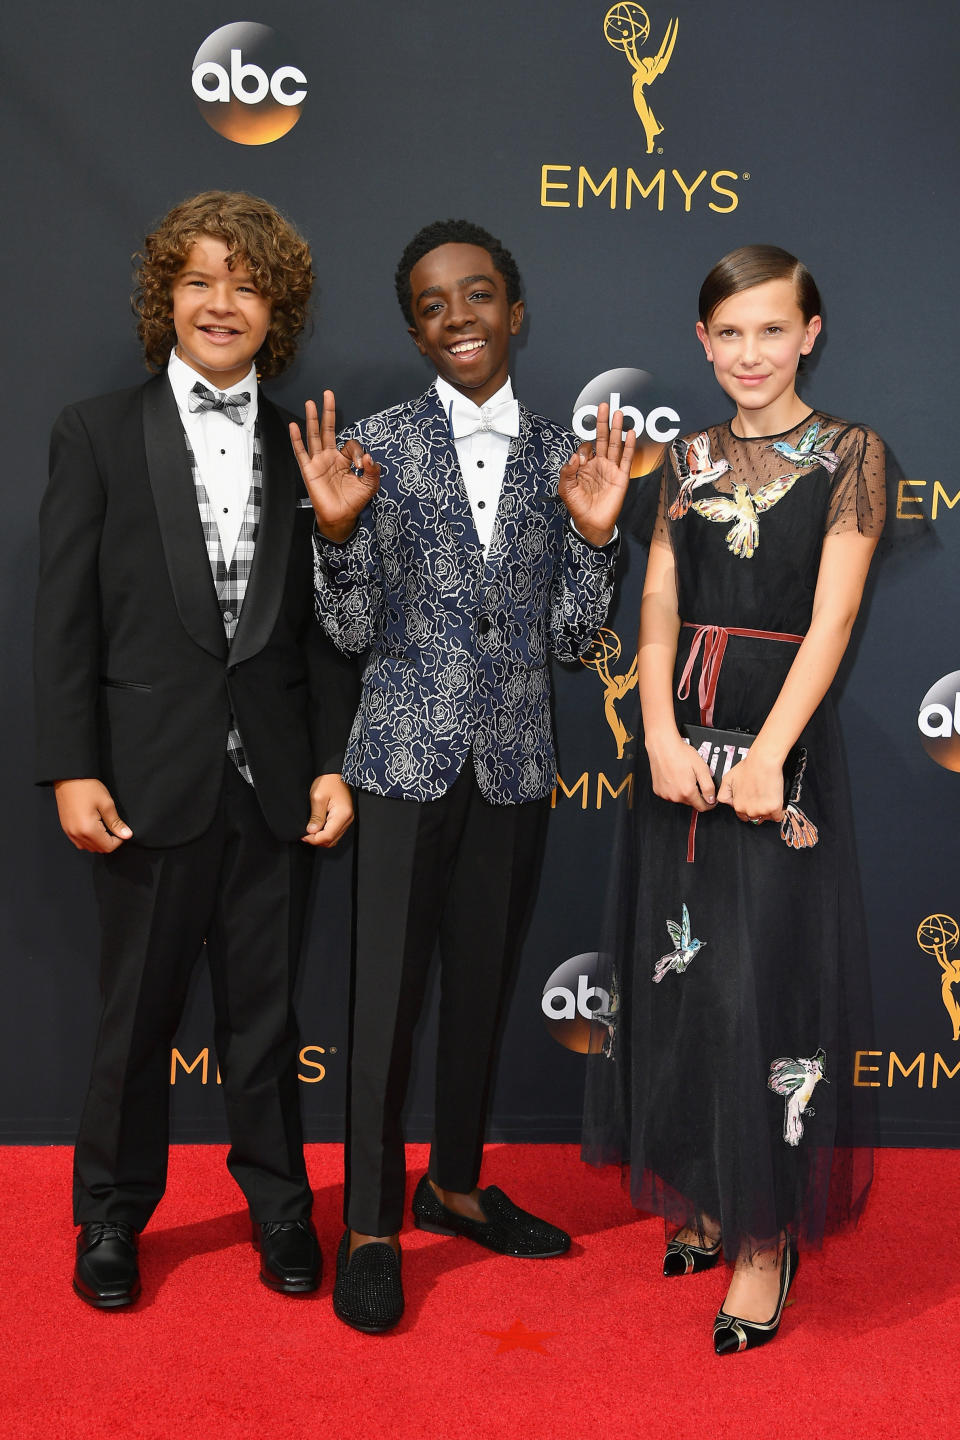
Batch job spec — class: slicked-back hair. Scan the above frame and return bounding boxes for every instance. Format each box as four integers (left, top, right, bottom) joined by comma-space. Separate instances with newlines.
134, 190, 313, 378
698, 245, 821, 327
395, 219, 523, 325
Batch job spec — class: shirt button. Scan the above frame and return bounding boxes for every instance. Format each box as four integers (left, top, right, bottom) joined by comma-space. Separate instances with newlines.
477, 460, 485, 469
220, 449, 226, 455
477, 500, 486, 510
223, 507, 229, 514
224, 609, 235, 621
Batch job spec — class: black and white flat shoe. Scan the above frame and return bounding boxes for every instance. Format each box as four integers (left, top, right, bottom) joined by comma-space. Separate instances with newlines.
713, 1237, 798, 1355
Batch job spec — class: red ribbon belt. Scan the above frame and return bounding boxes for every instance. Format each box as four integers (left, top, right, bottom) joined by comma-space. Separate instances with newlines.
677, 622, 805, 861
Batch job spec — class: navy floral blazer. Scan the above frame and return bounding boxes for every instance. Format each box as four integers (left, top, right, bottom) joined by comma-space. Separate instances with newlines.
313, 385, 619, 804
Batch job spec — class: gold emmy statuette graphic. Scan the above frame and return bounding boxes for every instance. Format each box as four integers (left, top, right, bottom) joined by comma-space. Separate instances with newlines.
917, 914, 960, 1042
582, 628, 638, 758
603, 3, 679, 154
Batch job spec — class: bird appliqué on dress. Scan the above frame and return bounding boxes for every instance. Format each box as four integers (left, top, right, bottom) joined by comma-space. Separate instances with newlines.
668, 433, 731, 519
767, 1048, 827, 1146
653, 903, 706, 982
692, 476, 800, 559
769, 421, 840, 480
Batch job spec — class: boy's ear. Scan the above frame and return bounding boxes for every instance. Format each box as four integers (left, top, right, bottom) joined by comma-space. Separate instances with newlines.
509, 301, 525, 335
407, 324, 428, 355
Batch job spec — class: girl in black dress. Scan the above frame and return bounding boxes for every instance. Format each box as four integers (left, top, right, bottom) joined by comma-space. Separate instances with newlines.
583, 246, 885, 1354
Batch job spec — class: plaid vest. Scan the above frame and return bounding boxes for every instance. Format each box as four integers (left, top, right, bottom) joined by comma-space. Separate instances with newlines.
183, 425, 263, 784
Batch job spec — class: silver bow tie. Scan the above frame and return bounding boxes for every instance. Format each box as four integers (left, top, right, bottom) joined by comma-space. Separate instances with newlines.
188, 381, 252, 425
448, 395, 520, 441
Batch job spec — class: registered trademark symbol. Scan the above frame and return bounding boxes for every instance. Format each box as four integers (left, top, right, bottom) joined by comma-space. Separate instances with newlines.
329, 1047, 337, 1054
657, 147, 663, 154
743, 172, 750, 180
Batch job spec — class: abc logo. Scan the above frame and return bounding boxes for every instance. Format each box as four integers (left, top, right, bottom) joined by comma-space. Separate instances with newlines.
192, 23, 306, 146
572, 368, 680, 478
918, 671, 960, 772
541, 954, 610, 1054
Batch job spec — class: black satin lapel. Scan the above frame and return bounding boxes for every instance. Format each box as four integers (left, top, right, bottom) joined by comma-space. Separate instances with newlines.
228, 398, 295, 666
142, 377, 226, 660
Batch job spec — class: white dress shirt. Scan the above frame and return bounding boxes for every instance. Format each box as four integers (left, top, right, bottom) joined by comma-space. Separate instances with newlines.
434, 375, 616, 552
167, 353, 258, 563
435, 375, 517, 556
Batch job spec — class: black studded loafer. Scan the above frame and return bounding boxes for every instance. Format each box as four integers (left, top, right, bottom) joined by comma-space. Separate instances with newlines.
412, 1176, 571, 1258
253, 1218, 321, 1294
73, 1221, 140, 1308
332, 1232, 404, 1334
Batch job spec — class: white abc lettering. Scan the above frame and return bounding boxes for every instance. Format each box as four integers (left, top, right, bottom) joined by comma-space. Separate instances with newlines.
918, 699, 959, 739
608, 392, 643, 436
231, 49, 269, 104
193, 52, 308, 108
542, 986, 576, 1021
270, 64, 307, 106
572, 404, 600, 439
192, 61, 230, 103
576, 975, 610, 1018
645, 405, 681, 442
542, 978, 610, 1020
572, 394, 678, 443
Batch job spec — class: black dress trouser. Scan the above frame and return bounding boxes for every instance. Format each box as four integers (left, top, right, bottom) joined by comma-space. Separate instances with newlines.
73, 761, 314, 1229
345, 762, 548, 1236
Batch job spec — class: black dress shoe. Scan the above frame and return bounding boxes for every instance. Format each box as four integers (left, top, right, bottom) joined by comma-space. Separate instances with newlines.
663, 1228, 722, 1277
73, 1222, 140, 1309
412, 1175, 571, 1258
252, 1218, 321, 1294
713, 1237, 799, 1355
332, 1232, 404, 1334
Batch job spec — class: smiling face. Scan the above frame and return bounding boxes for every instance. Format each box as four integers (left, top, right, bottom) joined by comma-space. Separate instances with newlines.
406, 242, 524, 406
170, 235, 272, 389
695, 278, 821, 436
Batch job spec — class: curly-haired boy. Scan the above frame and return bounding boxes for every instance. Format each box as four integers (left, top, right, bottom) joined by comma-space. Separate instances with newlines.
35, 191, 358, 1307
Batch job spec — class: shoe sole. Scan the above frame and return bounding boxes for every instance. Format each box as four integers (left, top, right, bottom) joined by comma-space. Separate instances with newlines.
332, 1296, 404, 1334
332, 1307, 403, 1335
258, 1272, 320, 1294
72, 1279, 140, 1309
413, 1215, 569, 1257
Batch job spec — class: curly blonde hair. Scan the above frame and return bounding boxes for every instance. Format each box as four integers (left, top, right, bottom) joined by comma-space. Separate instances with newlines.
134, 191, 313, 377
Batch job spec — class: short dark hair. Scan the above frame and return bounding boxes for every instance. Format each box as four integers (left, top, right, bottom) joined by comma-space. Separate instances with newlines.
134, 190, 313, 377
698, 245, 821, 326
395, 219, 523, 325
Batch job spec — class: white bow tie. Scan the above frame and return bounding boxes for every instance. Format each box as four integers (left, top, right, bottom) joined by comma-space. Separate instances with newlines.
448, 395, 520, 441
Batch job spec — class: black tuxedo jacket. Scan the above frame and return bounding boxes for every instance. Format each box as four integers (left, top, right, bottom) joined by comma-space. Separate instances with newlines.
34, 374, 358, 847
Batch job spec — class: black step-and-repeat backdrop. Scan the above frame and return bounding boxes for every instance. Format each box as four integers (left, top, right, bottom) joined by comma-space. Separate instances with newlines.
3, 1, 958, 1148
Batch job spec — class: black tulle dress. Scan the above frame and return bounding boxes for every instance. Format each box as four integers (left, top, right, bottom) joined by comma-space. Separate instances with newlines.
582, 412, 886, 1258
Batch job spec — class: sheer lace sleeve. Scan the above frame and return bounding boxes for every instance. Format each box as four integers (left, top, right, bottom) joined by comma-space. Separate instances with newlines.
621, 457, 667, 548
650, 454, 674, 547
825, 424, 887, 538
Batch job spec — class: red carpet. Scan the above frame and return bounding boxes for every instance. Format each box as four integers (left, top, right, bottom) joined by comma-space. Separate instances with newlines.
0, 1145, 955, 1439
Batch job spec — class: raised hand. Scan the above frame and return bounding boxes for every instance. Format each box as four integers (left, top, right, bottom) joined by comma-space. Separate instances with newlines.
557, 403, 636, 547
289, 390, 380, 542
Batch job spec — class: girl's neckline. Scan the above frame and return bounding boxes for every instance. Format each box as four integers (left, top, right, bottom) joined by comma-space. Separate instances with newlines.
727, 409, 817, 443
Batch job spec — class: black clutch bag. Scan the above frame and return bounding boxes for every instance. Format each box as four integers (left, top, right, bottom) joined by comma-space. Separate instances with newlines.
680, 724, 819, 849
